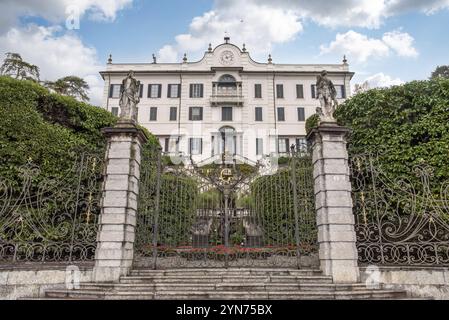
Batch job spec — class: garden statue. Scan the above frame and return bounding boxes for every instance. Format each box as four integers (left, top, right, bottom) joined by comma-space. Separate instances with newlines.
316, 70, 339, 123
119, 71, 141, 123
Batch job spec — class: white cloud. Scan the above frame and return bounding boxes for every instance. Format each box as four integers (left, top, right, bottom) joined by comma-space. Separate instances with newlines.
156, 0, 449, 62
320, 30, 418, 63
0, 1, 133, 104
0, 25, 103, 105
320, 31, 390, 63
382, 30, 418, 57
158, 0, 303, 62
365, 72, 405, 88
158, 45, 178, 63
0, 0, 133, 32
256, 0, 449, 28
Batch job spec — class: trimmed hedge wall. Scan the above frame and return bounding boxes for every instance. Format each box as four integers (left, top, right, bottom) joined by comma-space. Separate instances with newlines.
335, 79, 449, 195
0, 76, 159, 185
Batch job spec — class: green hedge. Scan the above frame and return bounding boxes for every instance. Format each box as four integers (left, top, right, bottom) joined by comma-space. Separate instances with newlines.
335, 79, 449, 195
250, 157, 316, 248
157, 174, 198, 246
0, 76, 159, 185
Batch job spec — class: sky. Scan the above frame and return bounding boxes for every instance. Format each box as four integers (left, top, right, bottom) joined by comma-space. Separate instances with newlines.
0, 0, 448, 105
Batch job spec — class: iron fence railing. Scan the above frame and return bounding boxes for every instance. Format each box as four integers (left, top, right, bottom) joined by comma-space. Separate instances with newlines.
0, 152, 104, 264
350, 153, 449, 266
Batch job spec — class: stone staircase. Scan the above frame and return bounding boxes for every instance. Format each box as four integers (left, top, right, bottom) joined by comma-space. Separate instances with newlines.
41, 268, 408, 300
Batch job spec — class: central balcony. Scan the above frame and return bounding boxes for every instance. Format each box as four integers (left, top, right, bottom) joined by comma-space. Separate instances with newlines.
210, 83, 244, 107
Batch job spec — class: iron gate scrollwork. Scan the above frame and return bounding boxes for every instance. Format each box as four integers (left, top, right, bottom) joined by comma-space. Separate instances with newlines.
135, 145, 318, 269
350, 153, 449, 266
0, 151, 104, 264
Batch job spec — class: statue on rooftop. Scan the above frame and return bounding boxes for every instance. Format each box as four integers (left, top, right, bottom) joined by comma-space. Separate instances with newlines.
119, 71, 140, 123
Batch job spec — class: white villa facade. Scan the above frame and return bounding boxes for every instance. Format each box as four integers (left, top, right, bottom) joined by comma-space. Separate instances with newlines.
100, 38, 354, 164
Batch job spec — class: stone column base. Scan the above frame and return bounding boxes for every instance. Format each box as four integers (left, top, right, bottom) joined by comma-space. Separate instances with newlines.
93, 123, 148, 283
308, 124, 360, 284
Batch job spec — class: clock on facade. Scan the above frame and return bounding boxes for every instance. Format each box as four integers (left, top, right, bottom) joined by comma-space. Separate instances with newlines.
220, 51, 235, 65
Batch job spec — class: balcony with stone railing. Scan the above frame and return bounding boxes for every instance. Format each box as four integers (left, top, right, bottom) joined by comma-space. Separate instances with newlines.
210, 84, 244, 106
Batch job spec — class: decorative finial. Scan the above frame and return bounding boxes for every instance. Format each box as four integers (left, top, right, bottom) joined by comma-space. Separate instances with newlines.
224, 35, 230, 44
268, 54, 273, 64
107, 54, 112, 64
343, 55, 348, 65
183, 53, 187, 63
242, 44, 246, 52
208, 43, 212, 52
152, 54, 157, 64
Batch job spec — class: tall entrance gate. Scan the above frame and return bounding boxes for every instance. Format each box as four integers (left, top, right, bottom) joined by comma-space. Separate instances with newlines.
134, 146, 317, 269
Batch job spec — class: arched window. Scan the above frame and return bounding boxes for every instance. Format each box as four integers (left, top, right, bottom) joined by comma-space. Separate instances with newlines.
218, 74, 236, 83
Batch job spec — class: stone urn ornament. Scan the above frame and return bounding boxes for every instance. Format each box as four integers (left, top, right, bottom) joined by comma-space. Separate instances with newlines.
315, 70, 339, 124
119, 71, 141, 124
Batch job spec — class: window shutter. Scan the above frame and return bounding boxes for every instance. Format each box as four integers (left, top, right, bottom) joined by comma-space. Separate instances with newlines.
139, 84, 143, 98
189, 107, 193, 121
200, 107, 203, 120
148, 84, 151, 98
178, 84, 181, 98
109, 84, 114, 98
200, 84, 204, 98
277, 84, 284, 98
165, 138, 169, 153
158, 84, 162, 98
189, 138, 192, 154
341, 85, 346, 99
200, 139, 203, 154
297, 85, 304, 99
167, 85, 172, 98
311, 85, 316, 99
255, 84, 262, 98
298, 108, 306, 121
189, 84, 194, 98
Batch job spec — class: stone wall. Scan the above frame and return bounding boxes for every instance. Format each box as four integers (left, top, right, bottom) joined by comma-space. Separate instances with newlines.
360, 266, 449, 300
0, 266, 93, 300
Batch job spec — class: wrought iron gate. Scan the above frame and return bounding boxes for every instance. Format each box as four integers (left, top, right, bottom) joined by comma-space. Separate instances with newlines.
134, 146, 317, 269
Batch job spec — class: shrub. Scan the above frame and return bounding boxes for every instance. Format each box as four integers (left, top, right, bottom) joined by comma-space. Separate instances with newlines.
0, 76, 159, 185
335, 79, 449, 195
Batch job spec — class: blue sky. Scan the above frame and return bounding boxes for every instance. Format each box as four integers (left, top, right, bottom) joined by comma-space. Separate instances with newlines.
0, 0, 448, 104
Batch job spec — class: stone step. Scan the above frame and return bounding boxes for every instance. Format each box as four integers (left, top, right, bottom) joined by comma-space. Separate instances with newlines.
129, 269, 323, 277
119, 275, 334, 284
79, 282, 369, 292
44, 289, 407, 300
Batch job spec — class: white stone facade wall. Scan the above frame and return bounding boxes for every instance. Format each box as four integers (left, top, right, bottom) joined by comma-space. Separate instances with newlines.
100, 42, 354, 163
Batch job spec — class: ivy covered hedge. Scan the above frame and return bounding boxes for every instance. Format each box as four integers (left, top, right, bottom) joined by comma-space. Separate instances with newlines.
0, 76, 159, 185
250, 157, 316, 251
157, 174, 198, 246
335, 79, 449, 194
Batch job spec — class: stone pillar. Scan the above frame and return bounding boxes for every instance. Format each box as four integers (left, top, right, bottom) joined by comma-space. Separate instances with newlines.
307, 123, 360, 283
93, 121, 148, 283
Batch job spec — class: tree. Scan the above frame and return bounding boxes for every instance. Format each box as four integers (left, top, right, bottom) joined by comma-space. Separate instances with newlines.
45, 76, 90, 102
430, 65, 449, 79
0, 52, 40, 81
